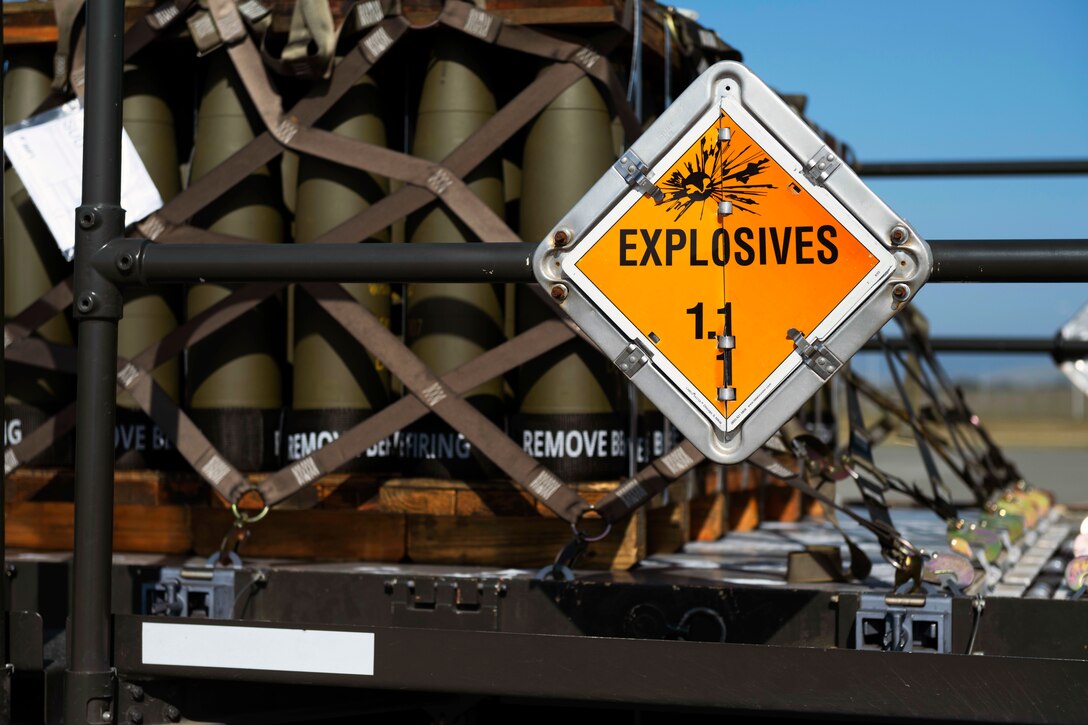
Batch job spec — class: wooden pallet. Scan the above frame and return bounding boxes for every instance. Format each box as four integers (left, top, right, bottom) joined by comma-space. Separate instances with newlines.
688, 460, 805, 538
5, 466, 715, 569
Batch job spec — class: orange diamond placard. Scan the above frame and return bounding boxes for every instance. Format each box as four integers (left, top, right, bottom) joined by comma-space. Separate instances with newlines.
573, 108, 882, 428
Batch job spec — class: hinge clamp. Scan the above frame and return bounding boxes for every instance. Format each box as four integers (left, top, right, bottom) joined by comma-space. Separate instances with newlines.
614, 341, 651, 378
802, 145, 841, 186
614, 150, 665, 203
787, 328, 842, 380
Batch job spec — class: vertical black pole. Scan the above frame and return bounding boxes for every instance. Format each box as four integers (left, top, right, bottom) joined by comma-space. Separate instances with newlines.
66, 0, 126, 722
0, 9, 10, 724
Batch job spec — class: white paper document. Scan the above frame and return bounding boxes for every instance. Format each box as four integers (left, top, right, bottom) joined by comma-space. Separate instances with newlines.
3, 99, 163, 260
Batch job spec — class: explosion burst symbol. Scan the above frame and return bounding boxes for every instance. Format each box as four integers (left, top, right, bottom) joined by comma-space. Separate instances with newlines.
659, 124, 776, 221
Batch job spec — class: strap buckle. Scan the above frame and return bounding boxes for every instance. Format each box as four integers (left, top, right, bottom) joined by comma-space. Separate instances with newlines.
215, 487, 270, 566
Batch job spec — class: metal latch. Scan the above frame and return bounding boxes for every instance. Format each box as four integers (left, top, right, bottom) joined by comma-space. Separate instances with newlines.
143, 566, 237, 619
614, 341, 651, 378
787, 328, 842, 380
855, 592, 953, 653
802, 145, 841, 186
387, 577, 506, 631
615, 150, 665, 203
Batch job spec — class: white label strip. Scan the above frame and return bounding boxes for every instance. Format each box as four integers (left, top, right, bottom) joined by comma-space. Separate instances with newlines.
3, 99, 164, 260
142, 622, 375, 676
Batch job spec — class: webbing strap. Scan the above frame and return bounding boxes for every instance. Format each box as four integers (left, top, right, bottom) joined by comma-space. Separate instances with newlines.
291, 127, 521, 242
303, 282, 592, 523
594, 440, 704, 522
437, 1, 641, 142
308, 61, 594, 246
3, 282, 281, 480
5, 0, 668, 525
261, 0, 336, 79
3, 404, 76, 477
258, 317, 577, 504
0, 343, 248, 499
206, 11, 521, 243
306, 280, 591, 520
50, 0, 84, 92
130, 282, 285, 373
151, 15, 410, 229
4, 279, 75, 351
124, 0, 200, 57
4, 338, 77, 374
120, 369, 248, 500
776, 419, 877, 581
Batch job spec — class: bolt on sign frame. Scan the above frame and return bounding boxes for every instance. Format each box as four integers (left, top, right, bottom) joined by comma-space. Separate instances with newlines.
3, 0, 1088, 722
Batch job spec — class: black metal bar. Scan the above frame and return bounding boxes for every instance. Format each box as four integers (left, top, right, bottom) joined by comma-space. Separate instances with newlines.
0, 10, 8, 720
100, 239, 1088, 286
928, 239, 1088, 282
110, 240, 538, 284
863, 336, 1088, 360
66, 0, 126, 721
112, 615, 1088, 722
858, 159, 1088, 177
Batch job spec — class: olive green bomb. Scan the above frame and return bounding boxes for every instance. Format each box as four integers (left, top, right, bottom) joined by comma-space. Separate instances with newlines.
514, 75, 628, 481
404, 39, 506, 478
186, 53, 284, 471
288, 74, 392, 471
115, 62, 184, 468
3, 46, 75, 465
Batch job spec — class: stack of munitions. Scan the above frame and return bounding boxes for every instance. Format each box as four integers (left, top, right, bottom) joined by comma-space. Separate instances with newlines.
187, 53, 285, 472
116, 61, 184, 469
289, 74, 392, 473
2, 0, 826, 568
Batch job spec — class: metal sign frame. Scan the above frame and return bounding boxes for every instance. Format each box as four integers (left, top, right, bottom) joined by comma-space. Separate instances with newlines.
533, 61, 932, 463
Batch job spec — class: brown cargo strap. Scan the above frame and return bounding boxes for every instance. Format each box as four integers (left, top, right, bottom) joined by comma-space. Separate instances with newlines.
50, 0, 84, 92
118, 365, 249, 501
301, 282, 592, 524
257, 316, 578, 506
3, 282, 282, 494
3, 338, 77, 375
143, 1, 626, 246
146, 14, 411, 233
260, 0, 335, 78
437, 1, 640, 143
207, 3, 520, 242
291, 127, 521, 242
193, 0, 616, 249
305, 61, 597, 247
4, 279, 75, 352
0, 335, 249, 502
594, 440, 704, 521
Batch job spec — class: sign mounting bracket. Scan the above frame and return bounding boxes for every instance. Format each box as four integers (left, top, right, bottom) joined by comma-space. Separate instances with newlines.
613, 150, 665, 203
803, 145, 842, 186
614, 341, 652, 378
787, 328, 843, 381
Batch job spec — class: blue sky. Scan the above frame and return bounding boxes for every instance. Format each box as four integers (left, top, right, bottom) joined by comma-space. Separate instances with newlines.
683, 0, 1088, 381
